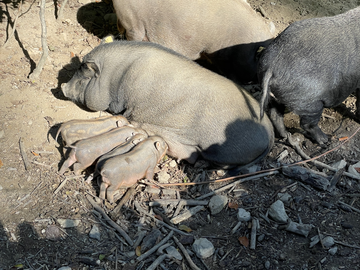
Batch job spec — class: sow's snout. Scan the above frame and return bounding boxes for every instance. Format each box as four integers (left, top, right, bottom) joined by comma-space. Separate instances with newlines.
61, 83, 69, 97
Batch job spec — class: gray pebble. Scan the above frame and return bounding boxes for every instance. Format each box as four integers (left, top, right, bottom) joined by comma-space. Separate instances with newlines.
166, 245, 182, 260
57, 219, 80, 228
322, 236, 335, 248
209, 195, 228, 215
89, 225, 100, 241
348, 162, 360, 177
328, 246, 338, 255
265, 260, 270, 269
157, 170, 171, 183
192, 238, 215, 259
268, 200, 288, 223
237, 208, 251, 222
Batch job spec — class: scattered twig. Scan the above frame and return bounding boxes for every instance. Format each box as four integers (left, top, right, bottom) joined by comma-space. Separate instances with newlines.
134, 201, 191, 236
196, 171, 279, 200
86, 195, 133, 245
231, 221, 242, 235
57, 0, 69, 20
149, 199, 208, 207
153, 208, 172, 225
2, 0, 23, 47
288, 129, 360, 181
146, 254, 172, 270
334, 240, 360, 249
219, 247, 234, 262
156, 243, 172, 255
29, 0, 49, 80
31, 160, 52, 168
172, 200, 185, 218
250, 218, 258, 250
173, 236, 201, 270
170, 206, 204, 224
338, 201, 360, 214
53, 178, 68, 195
110, 187, 136, 219
136, 230, 174, 262
19, 137, 31, 170
328, 168, 344, 192
133, 230, 147, 248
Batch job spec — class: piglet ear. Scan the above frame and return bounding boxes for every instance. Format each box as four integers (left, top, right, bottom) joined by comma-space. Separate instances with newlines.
154, 141, 161, 150
82, 61, 100, 78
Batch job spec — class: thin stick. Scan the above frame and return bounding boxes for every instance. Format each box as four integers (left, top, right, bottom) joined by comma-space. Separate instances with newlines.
250, 218, 258, 250
2, 0, 23, 47
338, 201, 360, 214
170, 206, 204, 224
110, 187, 136, 219
31, 161, 51, 168
57, 0, 69, 20
86, 195, 133, 245
19, 137, 31, 170
145, 254, 172, 270
136, 231, 174, 262
29, 0, 49, 80
134, 201, 191, 236
53, 178, 68, 195
149, 199, 208, 207
196, 171, 279, 200
173, 236, 201, 270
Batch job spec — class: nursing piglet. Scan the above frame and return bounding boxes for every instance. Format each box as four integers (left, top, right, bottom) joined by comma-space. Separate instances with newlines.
55, 115, 129, 146
99, 136, 168, 203
58, 126, 147, 175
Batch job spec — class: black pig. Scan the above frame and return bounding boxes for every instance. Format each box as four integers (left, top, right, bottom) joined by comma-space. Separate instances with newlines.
62, 41, 274, 168
258, 7, 360, 144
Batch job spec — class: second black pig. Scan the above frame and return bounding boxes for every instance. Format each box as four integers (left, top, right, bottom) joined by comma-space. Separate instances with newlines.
62, 41, 274, 168
258, 7, 360, 144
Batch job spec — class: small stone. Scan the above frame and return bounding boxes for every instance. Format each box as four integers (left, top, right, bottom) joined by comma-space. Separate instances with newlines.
179, 235, 194, 245
0, 130, 4, 139
216, 170, 226, 177
0, 185, 3, 191
268, 200, 288, 223
277, 193, 292, 205
169, 160, 177, 168
58, 267, 72, 270
348, 162, 360, 177
192, 238, 215, 259
264, 261, 270, 269
328, 246, 338, 255
331, 160, 347, 170
257, 234, 265, 242
28, 120, 32, 125
166, 245, 182, 260
237, 208, 251, 222
141, 229, 161, 252
209, 195, 228, 215
89, 225, 100, 241
45, 225, 62, 241
157, 170, 171, 183
57, 219, 80, 228
279, 253, 286, 261
322, 236, 335, 248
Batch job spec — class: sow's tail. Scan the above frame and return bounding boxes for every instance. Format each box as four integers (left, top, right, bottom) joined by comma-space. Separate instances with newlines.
259, 70, 272, 119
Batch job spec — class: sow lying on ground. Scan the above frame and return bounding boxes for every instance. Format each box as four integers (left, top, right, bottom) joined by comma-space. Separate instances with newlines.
258, 6, 360, 144
62, 41, 274, 168
112, 0, 275, 84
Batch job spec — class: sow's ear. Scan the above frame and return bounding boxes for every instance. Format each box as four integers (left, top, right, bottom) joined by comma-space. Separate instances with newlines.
81, 61, 100, 78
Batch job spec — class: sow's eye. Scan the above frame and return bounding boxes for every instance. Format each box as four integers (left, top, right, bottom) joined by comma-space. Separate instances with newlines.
80, 62, 100, 78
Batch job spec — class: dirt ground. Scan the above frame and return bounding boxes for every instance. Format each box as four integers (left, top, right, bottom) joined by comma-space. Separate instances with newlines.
1, 0, 360, 269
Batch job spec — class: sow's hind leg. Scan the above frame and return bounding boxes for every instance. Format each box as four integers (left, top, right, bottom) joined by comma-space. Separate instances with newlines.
268, 98, 290, 139
297, 100, 328, 144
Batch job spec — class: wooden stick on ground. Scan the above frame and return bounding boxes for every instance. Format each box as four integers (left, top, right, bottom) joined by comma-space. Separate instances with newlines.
19, 137, 31, 170
29, 0, 49, 80
173, 235, 201, 270
86, 195, 133, 246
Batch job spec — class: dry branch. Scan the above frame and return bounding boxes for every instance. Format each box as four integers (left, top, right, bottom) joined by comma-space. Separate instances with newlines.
2, 0, 23, 47
29, 0, 49, 80
86, 195, 133, 245
19, 137, 31, 170
173, 235, 201, 270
